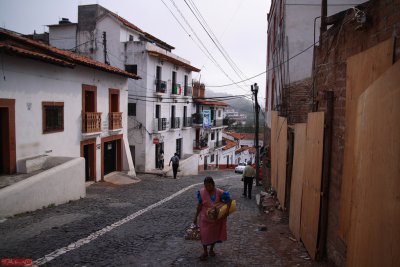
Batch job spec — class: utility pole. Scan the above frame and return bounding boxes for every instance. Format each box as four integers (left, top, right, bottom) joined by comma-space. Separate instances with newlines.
251, 83, 261, 186
102, 31, 110, 65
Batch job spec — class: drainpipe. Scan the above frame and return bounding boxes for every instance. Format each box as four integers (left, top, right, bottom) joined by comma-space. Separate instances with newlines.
312, 16, 321, 112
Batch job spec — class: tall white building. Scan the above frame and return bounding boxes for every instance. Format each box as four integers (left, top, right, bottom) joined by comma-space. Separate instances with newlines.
192, 83, 228, 171
49, 4, 200, 173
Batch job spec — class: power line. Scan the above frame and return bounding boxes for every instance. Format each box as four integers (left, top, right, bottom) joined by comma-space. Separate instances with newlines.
128, 93, 251, 100
164, 0, 253, 102
184, 0, 250, 85
207, 40, 317, 88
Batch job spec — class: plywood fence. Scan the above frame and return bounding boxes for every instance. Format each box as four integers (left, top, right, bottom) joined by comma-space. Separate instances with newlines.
339, 38, 394, 241
276, 117, 287, 207
271, 111, 278, 190
289, 123, 307, 240
300, 112, 324, 260
347, 60, 400, 267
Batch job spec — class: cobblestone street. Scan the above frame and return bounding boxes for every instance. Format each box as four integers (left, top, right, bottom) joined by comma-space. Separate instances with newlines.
0, 170, 332, 266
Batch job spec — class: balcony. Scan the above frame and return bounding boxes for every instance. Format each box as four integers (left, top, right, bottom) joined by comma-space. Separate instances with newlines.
193, 139, 208, 150
213, 119, 223, 127
109, 112, 122, 130
153, 118, 168, 133
170, 117, 181, 130
192, 113, 203, 127
183, 85, 192, 97
155, 79, 167, 94
171, 83, 181, 96
183, 117, 192, 128
82, 112, 101, 134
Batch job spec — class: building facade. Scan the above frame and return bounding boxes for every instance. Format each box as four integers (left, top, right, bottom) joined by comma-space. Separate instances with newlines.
48, 4, 200, 173
0, 28, 137, 181
192, 83, 228, 171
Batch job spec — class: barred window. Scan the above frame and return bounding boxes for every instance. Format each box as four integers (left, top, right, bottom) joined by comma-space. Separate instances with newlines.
42, 102, 64, 133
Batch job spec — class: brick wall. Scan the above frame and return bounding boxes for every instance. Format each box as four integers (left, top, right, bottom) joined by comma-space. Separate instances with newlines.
314, 1, 400, 265
281, 78, 312, 124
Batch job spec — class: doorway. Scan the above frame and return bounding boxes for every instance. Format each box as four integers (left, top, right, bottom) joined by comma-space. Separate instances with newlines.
176, 138, 182, 159
155, 143, 164, 169
0, 99, 16, 175
101, 135, 122, 178
104, 140, 117, 175
204, 155, 208, 170
130, 145, 135, 166
81, 139, 96, 181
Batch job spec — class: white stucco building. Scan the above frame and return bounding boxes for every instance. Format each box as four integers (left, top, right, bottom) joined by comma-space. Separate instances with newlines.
192, 83, 228, 171
0, 28, 138, 181
48, 4, 200, 173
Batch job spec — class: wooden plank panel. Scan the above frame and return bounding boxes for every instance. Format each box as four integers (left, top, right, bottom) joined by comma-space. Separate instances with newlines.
277, 116, 287, 207
289, 123, 307, 240
300, 112, 324, 260
271, 111, 279, 190
339, 39, 394, 241
347, 61, 400, 267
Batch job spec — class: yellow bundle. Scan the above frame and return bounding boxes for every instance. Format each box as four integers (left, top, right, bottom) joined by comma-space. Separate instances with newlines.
206, 200, 237, 220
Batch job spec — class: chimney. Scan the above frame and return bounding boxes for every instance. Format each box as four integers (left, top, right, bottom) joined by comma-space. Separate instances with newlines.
59, 18, 71, 24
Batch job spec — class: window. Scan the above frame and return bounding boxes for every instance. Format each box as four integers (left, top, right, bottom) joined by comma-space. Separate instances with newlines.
125, 64, 137, 75
211, 154, 215, 162
129, 35, 134, 41
218, 110, 222, 117
128, 103, 136, 116
42, 102, 64, 133
211, 132, 215, 140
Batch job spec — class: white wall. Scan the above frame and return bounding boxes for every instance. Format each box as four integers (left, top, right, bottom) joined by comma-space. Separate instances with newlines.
49, 24, 77, 50
0, 157, 85, 218
0, 54, 132, 180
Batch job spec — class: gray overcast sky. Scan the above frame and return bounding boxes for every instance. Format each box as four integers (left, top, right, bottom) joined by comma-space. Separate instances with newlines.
0, 0, 269, 105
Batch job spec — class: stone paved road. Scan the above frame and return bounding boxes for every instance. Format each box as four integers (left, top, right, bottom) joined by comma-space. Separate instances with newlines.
0, 170, 333, 266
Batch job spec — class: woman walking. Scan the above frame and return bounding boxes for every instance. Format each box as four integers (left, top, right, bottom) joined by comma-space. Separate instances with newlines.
193, 177, 232, 261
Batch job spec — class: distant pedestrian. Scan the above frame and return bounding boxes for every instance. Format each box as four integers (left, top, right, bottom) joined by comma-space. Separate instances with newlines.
193, 177, 231, 261
242, 160, 255, 199
169, 153, 180, 179
158, 150, 164, 170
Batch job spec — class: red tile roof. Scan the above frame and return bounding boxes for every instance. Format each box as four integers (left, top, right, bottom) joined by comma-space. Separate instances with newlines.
222, 139, 237, 150
0, 28, 140, 79
194, 99, 229, 106
235, 146, 256, 154
240, 133, 264, 140
225, 131, 244, 140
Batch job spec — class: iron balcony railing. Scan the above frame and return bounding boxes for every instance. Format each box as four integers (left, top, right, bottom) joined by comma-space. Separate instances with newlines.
184, 85, 192, 96
183, 117, 192, 127
155, 79, 167, 93
213, 119, 223, 127
170, 117, 181, 129
82, 112, 102, 133
192, 113, 203, 125
153, 118, 168, 132
193, 139, 208, 150
109, 112, 122, 130
172, 83, 182, 95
